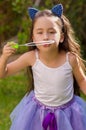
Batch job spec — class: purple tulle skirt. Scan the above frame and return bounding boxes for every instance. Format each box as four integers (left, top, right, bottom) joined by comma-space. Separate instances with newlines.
10, 91, 86, 130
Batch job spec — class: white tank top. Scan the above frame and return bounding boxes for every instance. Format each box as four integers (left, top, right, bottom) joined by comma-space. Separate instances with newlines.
32, 50, 74, 106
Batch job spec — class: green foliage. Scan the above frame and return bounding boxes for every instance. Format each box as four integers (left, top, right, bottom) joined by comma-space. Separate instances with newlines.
0, 0, 32, 42
18, 32, 27, 44
61, 0, 86, 58
17, 32, 28, 53
45, 0, 53, 7
0, 71, 27, 129
11, 0, 32, 14
16, 16, 31, 53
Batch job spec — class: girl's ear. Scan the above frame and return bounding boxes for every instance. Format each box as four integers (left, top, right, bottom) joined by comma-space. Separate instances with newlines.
60, 33, 64, 43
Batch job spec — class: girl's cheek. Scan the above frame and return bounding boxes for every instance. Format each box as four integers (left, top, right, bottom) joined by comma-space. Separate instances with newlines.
33, 34, 42, 40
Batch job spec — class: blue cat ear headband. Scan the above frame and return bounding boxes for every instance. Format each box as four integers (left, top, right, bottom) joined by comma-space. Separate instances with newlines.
28, 4, 63, 20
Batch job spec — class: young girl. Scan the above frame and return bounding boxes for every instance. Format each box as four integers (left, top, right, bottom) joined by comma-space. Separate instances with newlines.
0, 4, 86, 130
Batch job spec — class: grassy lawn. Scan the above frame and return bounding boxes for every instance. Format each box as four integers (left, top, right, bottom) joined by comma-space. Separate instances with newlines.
0, 70, 86, 130
0, 71, 27, 130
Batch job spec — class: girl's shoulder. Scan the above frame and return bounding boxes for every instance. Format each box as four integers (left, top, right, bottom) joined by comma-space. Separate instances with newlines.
22, 50, 36, 66
67, 52, 79, 69
24, 50, 36, 57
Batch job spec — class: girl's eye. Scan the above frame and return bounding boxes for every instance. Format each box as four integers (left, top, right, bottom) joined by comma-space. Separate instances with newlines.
49, 31, 55, 34
37, 32, 43, 34
49, 30, 56, 34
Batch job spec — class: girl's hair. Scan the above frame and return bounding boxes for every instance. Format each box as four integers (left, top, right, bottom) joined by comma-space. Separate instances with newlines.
27, 9, 85, 95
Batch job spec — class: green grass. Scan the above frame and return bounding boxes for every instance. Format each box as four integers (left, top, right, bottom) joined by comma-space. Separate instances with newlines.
0, 71, 86, 130
0, 71, 27, 130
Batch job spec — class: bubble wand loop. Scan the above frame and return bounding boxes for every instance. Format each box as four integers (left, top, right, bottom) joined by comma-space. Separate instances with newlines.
10, 40, 55, 49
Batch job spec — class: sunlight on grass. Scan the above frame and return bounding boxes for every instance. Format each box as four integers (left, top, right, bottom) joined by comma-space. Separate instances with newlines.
0, 71, 28, 130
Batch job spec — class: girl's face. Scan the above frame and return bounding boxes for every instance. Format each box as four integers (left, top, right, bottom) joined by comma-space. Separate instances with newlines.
32, 16, 64, 50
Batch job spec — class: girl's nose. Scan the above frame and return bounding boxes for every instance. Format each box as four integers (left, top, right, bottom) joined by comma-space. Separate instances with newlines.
43, 33, 49, 40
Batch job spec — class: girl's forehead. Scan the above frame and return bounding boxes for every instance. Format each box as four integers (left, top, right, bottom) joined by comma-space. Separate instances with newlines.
34, 16, 59, 28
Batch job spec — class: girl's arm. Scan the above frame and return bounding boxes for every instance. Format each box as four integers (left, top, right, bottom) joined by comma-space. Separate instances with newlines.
0, 55, 8, 78
69, 53, 86, 95
0, 43, 35, 78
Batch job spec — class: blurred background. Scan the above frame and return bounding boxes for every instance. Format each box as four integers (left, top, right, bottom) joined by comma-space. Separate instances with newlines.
0, 0, 86, 129
0, 0, 86, 57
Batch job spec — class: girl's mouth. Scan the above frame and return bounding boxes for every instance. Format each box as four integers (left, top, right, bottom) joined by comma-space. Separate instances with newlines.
43, 44, 51, 47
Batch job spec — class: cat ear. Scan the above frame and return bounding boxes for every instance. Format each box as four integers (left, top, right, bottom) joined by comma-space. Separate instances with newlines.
28, 7, 39, 20
51, 4, 63, 17
28, 4, 63, 20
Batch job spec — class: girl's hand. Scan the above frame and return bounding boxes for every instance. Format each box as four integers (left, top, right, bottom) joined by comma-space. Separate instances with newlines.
2, 42, 16, 60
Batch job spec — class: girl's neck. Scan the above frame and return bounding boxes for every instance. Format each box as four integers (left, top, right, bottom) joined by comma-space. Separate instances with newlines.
38, 49, 59, 63
37, 49, 66, 68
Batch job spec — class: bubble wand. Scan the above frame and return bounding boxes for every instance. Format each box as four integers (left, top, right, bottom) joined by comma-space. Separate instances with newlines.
10, 40, 55, 49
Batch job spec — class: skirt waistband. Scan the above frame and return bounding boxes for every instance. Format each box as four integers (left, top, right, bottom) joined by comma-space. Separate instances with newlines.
33, 96, 75, 110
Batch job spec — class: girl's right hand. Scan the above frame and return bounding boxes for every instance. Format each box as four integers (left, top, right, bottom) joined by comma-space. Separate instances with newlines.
2, 42, 16, 60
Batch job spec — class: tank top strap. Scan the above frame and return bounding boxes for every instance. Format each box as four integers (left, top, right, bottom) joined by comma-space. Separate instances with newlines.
35, 49, 39, 59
